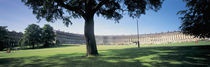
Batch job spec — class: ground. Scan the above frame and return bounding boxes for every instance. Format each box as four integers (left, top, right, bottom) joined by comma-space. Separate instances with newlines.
0, 41, 210, 67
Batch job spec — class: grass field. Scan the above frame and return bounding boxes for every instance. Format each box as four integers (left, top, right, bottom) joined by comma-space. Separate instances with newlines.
0, 41, 210, 67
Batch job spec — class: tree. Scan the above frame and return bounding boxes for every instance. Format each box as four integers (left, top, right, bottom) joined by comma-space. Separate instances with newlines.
19, 36, 30, 49
21, 24, 42, 49
178, 0, 210, 38
22, 0, 164, 56
0, 26, 9, 51
41, 24, 56, 47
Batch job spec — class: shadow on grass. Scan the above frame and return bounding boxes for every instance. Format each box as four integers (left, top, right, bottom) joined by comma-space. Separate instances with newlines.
39, 44, 81, 48
1, 45, 210, 67
16, 44, 81, 50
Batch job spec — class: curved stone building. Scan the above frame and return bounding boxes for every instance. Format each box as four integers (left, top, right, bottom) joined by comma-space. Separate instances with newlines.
55, 30, 85, 44
55, 30, 202, 45
95, 31, 200, 45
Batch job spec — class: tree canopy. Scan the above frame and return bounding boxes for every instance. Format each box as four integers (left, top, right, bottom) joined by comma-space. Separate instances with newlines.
22, 0, 164, 56
42, 24, 56, 47
21, 24, 42, 49
178, 0, 210, 38
20, 24, 56, 48
0, 26, 9, 51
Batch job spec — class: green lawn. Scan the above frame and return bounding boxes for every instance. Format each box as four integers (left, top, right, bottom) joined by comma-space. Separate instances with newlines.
0, 41, 210, 67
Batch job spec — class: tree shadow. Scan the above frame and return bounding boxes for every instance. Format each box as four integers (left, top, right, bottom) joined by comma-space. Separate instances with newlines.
15, 44, 80, 50
102, 45, 210, 67
0, 45, 210, 67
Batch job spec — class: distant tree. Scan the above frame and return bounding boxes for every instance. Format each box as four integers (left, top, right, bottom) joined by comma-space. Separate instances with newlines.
178, 0, 210, 38
18, 38, 24, 49
22, 0, 164, 56
41, 24, 56, 47
18, 37, 29, 49
21, 24, 42, 49
0, 26, 9, 51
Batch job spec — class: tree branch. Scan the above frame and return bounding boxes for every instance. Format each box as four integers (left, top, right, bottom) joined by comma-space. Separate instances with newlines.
92, 0, 108, 13
55, 0, 85, 17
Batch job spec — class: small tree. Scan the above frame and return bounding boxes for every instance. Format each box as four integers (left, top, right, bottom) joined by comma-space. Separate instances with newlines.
21, 24, 42, 49
0, 26, 9, 51
18, 37, 29, 49
41, 24, 56, 47
178, 0, 210, 38
22, 0, 164, 56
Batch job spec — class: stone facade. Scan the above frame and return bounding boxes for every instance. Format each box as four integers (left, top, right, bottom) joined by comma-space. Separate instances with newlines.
54, 30, 85, 44
96, 31, 200, 45
55, 31, 202, 45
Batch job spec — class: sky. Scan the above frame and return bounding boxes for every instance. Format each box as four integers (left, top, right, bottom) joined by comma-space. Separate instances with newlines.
0, 0, 187, 35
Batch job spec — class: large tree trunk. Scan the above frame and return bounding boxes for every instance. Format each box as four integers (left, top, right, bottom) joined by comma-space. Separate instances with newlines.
84, 15, 99, 56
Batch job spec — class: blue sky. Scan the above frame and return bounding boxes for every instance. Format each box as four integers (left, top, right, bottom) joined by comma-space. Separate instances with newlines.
0, 0, 186, 35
